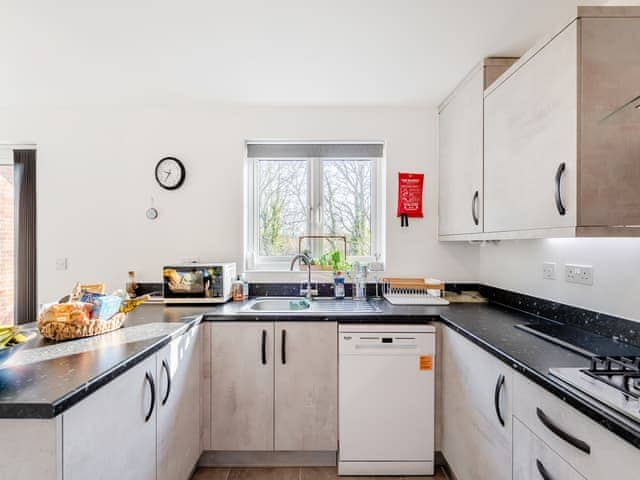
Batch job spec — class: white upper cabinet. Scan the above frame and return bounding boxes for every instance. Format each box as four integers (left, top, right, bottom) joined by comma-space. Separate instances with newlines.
484, 22, 578, 235
439, 65, 484, 236
439, 59, 516, 239
441, 6, 640, 240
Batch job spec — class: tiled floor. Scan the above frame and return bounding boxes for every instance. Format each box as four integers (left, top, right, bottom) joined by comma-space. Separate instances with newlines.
192, 466, 449, 480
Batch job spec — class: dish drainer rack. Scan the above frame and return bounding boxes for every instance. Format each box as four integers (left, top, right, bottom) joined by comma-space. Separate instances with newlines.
381, 278, 450, 306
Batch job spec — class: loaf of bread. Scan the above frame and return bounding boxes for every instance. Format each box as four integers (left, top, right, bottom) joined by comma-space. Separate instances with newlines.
38, 302, 93, 327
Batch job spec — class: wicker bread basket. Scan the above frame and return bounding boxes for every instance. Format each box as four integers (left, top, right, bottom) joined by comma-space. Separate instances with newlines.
38, 312, 127, 341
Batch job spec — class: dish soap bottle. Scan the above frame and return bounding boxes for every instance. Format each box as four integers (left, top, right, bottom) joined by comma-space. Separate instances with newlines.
334, 272, 345, 299
240, 273, 249, 300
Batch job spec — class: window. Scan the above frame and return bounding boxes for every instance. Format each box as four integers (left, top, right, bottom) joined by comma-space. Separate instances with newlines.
246, 142, 385, 270
0, 147, 36, 325
0, 159, 14, 325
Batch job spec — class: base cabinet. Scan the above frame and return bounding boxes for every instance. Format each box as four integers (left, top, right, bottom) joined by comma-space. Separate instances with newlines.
157, 325, 201, 480
63, 354, 158, 480
62, 326, 201, 480
274, 322, 337, 451
211, 322, 275, 450
441, 328, 512, 480
210, 321, 338, 453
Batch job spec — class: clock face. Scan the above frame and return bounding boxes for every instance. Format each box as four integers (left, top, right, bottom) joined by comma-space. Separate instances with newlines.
155, 157, 185, 190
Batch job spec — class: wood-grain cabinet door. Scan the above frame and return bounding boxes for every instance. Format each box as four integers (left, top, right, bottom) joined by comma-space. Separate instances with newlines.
484, 22, 578, 233
439, 65, 484, 236
211, 322, 274, 451
157, 326, 201, 480
274, 321, 338, 451
62, 354, 157, 480
441, 328, 512, 480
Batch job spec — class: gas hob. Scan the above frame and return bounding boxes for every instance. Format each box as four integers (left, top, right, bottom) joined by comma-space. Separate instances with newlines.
550, 356, 640, 423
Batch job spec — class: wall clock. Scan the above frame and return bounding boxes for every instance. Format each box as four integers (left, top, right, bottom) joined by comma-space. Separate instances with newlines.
155, 156, 186, 190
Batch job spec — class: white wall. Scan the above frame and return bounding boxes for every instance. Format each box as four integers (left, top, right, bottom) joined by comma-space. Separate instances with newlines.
477, 239, 640, 322
3, 103, 639, 322
0, 105, 479, 303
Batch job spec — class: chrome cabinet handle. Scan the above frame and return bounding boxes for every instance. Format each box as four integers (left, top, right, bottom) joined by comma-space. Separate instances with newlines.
472, 190, 480, 226
144, 371, 156, 422
536, 408, 590, 454
555, 163, 566, 215
494, 373, 505, 427
161, 360, 171, 406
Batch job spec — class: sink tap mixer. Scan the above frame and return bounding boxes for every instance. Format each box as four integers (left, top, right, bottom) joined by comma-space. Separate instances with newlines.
290, 253, 315, 300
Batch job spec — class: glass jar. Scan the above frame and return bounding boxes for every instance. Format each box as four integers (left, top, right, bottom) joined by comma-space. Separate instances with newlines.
126, 271, 137, 298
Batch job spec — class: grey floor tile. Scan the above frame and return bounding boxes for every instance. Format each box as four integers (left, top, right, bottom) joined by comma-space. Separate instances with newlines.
227, 467, 300, 480
299, 466, 448, 479
300, 467, 337, 480
192, 467, 231, 480
193, 466, 448, 480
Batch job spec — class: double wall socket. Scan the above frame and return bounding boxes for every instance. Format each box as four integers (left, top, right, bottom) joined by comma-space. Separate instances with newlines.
565, 264, 594, 285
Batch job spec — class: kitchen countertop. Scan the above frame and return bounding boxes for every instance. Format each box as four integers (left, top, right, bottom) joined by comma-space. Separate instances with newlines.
203, 299, 640, 448
0, 299, 638, 450
0, 306, 208, 418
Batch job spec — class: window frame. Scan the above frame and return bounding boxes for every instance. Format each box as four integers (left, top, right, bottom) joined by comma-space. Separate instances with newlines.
0, 145, 37, 325
245, 148, 385, 272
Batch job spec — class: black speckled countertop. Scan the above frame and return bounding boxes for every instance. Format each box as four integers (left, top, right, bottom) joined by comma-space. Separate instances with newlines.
0, 300, 639, 451
203, 299, 640, 449
0, 305, 208, 418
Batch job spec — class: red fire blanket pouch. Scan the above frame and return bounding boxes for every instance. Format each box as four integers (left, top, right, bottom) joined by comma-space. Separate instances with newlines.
397, 172, 424, 227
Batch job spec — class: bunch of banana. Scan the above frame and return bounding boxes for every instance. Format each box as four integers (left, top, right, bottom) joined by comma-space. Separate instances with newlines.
0, 325, 30, 349
119, 295, 150, 314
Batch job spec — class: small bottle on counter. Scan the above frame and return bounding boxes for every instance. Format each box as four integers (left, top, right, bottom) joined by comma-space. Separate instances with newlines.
232, 275, 245, 302
334, 272, 345, 299
126, 271, 137, 299
240, 273, 249, 300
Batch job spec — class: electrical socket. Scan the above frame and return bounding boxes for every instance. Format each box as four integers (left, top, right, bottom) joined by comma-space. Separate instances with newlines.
543, 262, 556, 280
565, 264, 593, 286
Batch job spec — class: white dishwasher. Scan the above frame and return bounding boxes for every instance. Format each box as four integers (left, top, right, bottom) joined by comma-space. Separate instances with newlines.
338, 324, 435, 476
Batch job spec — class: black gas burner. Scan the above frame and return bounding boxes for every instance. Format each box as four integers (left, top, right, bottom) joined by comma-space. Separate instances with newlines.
581, 356, 640, 399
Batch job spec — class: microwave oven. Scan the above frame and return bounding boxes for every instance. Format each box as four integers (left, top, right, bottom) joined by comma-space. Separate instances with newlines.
162, 263, 236, 303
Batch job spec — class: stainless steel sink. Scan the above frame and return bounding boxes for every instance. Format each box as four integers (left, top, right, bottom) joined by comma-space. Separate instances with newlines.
241, 297, 381, 314
249, 298, 311, 312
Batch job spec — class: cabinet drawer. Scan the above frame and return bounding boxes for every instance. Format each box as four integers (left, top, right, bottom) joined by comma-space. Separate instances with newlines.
514, 417, 585, 480
513, 372, 640, 479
